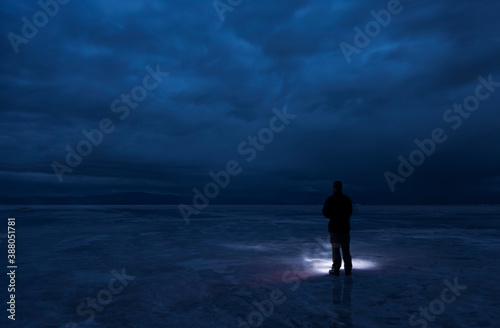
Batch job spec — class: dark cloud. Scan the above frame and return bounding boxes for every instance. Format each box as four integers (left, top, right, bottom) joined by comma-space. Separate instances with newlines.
1, 0, 499, 205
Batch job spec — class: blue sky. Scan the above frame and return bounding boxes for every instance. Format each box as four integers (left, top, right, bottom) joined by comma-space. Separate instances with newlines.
1, 0, 500, 204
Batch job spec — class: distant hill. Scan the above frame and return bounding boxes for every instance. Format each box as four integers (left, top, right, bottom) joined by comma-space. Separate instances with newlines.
0, 192, 326, 205
0, 192, 183, 205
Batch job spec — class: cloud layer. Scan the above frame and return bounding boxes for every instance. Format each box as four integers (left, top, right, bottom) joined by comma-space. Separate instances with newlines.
1, 0, 500, 204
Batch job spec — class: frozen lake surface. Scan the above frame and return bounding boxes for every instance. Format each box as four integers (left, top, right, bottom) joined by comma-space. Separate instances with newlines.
1, 205, 499, 327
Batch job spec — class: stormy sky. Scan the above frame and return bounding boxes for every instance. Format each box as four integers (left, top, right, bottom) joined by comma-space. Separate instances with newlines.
1, 0, 499, 205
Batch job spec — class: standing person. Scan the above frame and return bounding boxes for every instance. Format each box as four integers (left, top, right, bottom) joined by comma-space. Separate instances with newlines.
322, 181, 353, 276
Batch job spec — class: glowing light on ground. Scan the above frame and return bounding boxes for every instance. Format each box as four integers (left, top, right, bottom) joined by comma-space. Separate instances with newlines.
303, 257, 377, 274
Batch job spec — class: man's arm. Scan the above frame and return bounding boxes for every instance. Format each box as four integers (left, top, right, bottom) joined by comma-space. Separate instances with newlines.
322, 197, 331, 218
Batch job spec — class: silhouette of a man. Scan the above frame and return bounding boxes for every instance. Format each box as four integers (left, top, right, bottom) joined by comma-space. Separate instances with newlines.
322, 181, 353, 276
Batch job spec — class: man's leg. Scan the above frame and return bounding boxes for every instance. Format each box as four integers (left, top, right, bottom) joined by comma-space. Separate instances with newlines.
330, 233, 342, 273
340, 233, 352, 274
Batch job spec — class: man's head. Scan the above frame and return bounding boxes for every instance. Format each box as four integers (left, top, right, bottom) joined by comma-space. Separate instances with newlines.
333, 180, 343, 193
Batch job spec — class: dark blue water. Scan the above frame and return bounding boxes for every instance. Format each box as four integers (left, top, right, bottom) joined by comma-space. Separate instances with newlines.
0, 205, 498, 328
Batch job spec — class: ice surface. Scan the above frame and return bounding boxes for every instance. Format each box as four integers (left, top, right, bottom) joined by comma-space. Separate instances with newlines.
0, 205, 499, 327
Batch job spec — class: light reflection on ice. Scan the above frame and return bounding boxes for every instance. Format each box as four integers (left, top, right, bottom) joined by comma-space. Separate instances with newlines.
303, 257, 377, 274
222, 244, 270, 251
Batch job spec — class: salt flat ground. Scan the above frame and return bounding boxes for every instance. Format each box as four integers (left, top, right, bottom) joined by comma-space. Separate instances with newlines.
0, 205, 499, 328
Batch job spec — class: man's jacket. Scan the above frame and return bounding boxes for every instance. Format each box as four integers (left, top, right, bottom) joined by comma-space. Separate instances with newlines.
322, 192, 353, 233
